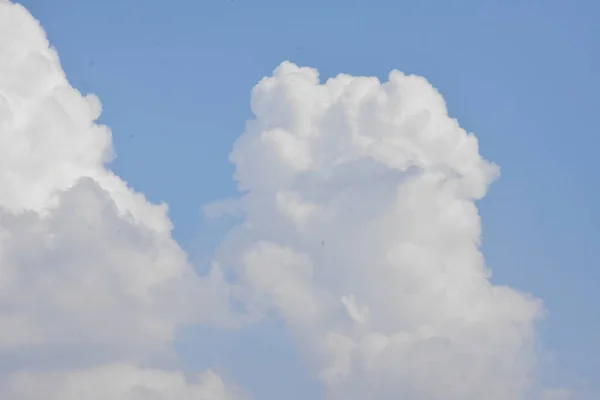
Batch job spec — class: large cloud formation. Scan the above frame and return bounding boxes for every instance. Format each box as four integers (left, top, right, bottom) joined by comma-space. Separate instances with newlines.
2, 0, 554, 399
210, 64, 545, 399
0, 2, 245, 399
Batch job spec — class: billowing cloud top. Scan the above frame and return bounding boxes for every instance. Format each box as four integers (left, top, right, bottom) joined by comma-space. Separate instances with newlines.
1, 1, 552, 399
0, 2, 245, 399
217, 62, 544, 400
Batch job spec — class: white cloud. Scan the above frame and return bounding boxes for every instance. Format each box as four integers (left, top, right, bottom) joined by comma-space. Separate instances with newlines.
0, 179, 238, 358
1, 1, 572, 399
216, 61, 545, 399
0, 1, 244, 398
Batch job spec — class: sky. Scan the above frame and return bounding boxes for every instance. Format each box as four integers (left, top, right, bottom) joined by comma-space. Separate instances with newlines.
2, 0, 599, 399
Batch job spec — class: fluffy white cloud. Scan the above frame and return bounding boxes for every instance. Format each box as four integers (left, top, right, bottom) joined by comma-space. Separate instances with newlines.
1, 1, 564, 399
212, 62, 545, 399
0, 1, 244, 398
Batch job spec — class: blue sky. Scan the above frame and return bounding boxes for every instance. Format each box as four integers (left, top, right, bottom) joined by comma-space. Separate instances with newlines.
17, 0, 600, 398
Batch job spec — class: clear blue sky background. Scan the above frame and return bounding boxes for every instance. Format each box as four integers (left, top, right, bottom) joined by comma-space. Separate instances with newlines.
18, 0, 599, 398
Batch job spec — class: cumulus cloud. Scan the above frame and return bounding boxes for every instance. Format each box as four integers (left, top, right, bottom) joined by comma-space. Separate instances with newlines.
2, 0, 555, 399
212, 62, 545, 399
0, 1, 244, 398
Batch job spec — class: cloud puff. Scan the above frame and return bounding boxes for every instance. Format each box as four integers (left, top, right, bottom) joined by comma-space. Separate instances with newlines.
213, 62, 545, 399
2, 0, 553, 399
0, 1, 243, 398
